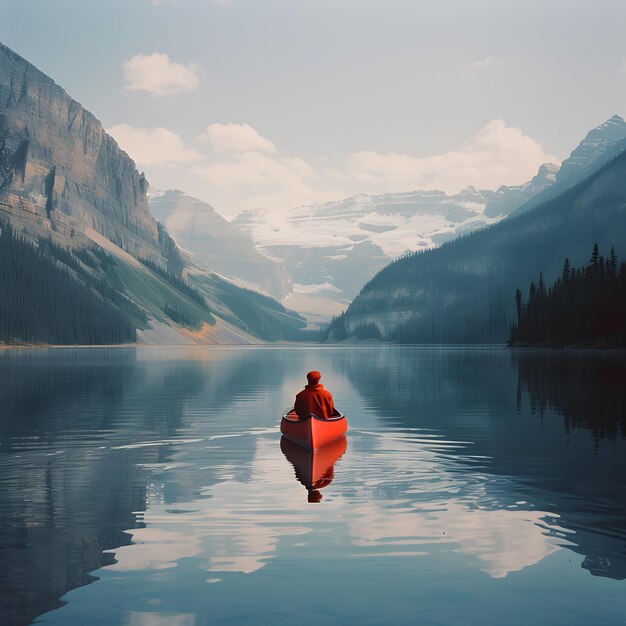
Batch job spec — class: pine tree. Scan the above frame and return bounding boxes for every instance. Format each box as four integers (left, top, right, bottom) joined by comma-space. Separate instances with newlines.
510, 245, 626, 346
562, 258, 571, 284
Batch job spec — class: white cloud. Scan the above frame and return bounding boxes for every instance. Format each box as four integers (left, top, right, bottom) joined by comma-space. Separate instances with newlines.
123, 52, 199, 96
202, 123, 277, 154
193, 151, 314, 190
121, 118, 555, 215
108, 124, 203, 167
348, 119, 558, 193
468, 54, 512, 69
191, 150, 328, 211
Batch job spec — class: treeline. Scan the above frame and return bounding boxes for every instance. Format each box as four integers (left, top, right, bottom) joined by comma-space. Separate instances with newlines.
509, 244, 626, 346
320, 314, 382, 342
208, 276, 307, 341
139, 257, 207, 307
0, 224, 136, 344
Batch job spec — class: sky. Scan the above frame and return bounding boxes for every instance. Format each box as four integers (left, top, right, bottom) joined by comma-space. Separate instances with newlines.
2, 0, 626, 217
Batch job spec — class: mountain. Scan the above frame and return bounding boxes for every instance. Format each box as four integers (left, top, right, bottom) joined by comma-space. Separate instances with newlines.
0, 42, 164, 263
510, 115, 626, 217
482, 163, 559, 218
232, 186, 507, 322
232, 164, 563, 324
556, 115, 626, 183
324, 148, 626, 343
0, 42, 303, 345
234, 116, 626, 326
149, 189, 291, 299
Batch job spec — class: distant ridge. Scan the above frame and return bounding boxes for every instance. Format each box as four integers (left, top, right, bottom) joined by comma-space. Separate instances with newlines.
149, 189, 291, 299
510, 115, 626, 217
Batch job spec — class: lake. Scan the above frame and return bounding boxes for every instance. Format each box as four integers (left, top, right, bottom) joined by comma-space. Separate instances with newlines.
1, 346, 625, 626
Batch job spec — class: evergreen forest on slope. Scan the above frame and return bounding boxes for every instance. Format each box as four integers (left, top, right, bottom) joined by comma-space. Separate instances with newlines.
0, 225, 138, 344
509, 244, 626, 347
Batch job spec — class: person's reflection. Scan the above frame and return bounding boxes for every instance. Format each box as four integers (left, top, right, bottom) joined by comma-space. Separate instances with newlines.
280, 436, 347, 503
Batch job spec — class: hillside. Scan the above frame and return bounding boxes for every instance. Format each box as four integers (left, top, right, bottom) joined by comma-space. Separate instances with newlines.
149, 189, 291, 299
326, 150, 626, 343
0, 42, 302, 345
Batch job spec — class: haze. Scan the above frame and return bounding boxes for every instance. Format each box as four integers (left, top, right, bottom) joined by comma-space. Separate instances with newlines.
3, 0, 626, 216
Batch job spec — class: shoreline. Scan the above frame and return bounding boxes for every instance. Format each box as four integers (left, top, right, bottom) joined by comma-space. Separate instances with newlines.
508, 340, 626, 350
2, 341, 625, 351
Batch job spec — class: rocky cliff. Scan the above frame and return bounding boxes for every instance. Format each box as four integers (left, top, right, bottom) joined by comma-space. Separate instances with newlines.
556, 114, 626, 184
0, 42, 163, 263
0, 42, 307, 344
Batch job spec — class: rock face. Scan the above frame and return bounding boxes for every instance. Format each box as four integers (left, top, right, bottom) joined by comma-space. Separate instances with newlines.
0, 42, 309, 344
556, 115, 626, 183
483, 163, 559, 218
149, 189, 292, 298
509, 116, 626, 218
0, 42, 163, 262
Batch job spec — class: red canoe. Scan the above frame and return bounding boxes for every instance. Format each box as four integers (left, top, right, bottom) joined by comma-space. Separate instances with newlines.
280, 408, 347, 451
281, 435, 348, 490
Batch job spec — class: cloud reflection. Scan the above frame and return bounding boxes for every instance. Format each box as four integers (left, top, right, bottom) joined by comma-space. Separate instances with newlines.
126, 612, 196, 626
105, 430, 569, 583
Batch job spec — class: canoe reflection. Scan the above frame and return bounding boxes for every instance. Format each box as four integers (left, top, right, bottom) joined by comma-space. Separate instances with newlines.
280, 435, 348, 503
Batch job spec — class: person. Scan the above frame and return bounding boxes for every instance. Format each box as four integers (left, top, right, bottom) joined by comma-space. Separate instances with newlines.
294, 370, 335, 420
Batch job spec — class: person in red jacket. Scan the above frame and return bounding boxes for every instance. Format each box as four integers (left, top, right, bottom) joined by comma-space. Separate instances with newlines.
294, 371, 335, 420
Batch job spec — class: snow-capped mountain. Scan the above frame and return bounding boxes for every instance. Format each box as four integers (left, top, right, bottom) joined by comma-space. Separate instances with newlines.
556, 115, 626, 183
235, 186, 498, 259
231, 168, 558, 322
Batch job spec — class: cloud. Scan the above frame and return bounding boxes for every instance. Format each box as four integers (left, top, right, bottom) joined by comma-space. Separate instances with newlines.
108, 124, 203, 167
468, 54, 512, 69
191, 150, 331, 211
193, 151, 314, 190
117, 117, 555, 215
348, 119, 558, 193
123, 52, 199, 96
202, 123, 277, 153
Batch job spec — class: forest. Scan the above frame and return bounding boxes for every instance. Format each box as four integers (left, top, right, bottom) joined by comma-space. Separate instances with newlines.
0, 224, 137, 344
509, 244, 626, 346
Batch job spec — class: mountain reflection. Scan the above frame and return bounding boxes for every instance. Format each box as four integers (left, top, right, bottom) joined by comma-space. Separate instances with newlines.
0, 347, 274, 626
343, 347, 626, 580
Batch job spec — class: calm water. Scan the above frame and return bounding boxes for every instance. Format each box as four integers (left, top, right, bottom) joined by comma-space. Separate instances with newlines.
1, 346, 625, 626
